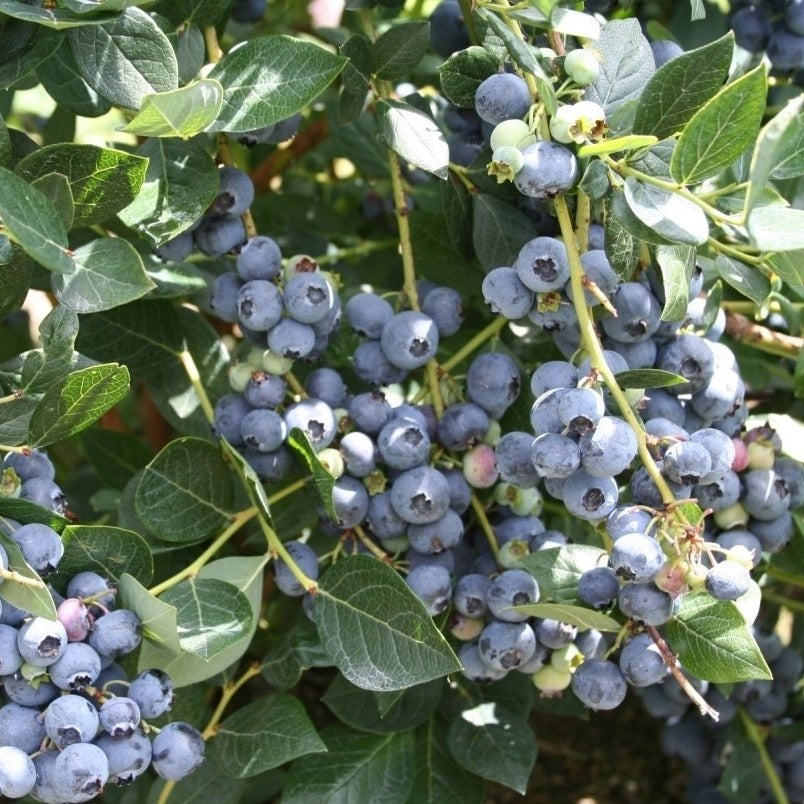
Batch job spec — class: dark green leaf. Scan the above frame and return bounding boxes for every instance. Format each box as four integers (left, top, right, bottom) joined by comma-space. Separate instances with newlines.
372, 21, 429, 80
655, 244, 694, 321
0, 0, 117, 28
56, 525, 153, 587
81, 428, 152, 490
623, 176, 709, 245
0, 240, 33, 318
472, 194, 540, 270
28, 363, 130, 448
744, 95, 804, 216
210, 694, 326, 778
447, 702, 537, 794
16, 307, 80, 396
118, 572, 181, 654
315, 555, 461, 691
0, 397, 38, 446
0, 497, 68, 531
701, 278, 722, 332
0, 114, 10, 167
629, 137, 675, 180
338, 34, 371, 124
438, 46, 497, 108
512, 602, 620, 631
286, 427, 336, 521
0, 166, 73, 274
261, 621, 332, 690
664, 594, 772, 683
407, 718, 484, 804
748, 206, 804, 252
714, 255, 770, 305
0, 26, 62, 91
585, 19, 654, 118
15, 144, 148, 228
68, 8, 179, 110
52, 238, 155, 313
117, 139, 219, 246
520, 544, 607, 605
148, 760, 246, 803
208, 35, 346, 133
632, 33, 733, 140
122, 80, 223, 139
718, 727, 764, 803
283, 726, 415, 804
323, 675, 443, 735
173, 25, 205, 86
610, 187, 672, 245
376, 99, 449, 180
31, 173, 73, 231
763, 249, 804, 286
614, 368, 688, 388
604, 210, 639, 279
159, 577, 253, 660
135, 437, 233, 543
166, 0, 230, 27
579, 159, 610, 200
670, 65, 766, 185
441, 175, 473, 260
0, 531, 57, 618
474, 8, 555, 115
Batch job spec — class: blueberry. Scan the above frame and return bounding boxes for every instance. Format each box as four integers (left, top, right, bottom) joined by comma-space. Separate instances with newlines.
495, 431, 540, 488
98, 696, 141, 738
429, 0, 469, 58
530, 388, 567, 435
579, 416, 638, 477
194, 216, 247, 257
569, 249, 619, 307
380, 311, 439, 370
617, 582, 674, 625
474, 73, 531, 125
3, 675, 59, 707
578, 566, 620, 609
514, 141, 578, 198
88, 609, 141, 659
43, 694, 100, 748
267, 317, 316, 360
231, 0, 266, 23
690, 370, 744, 420
331, 475, 369, 528
236, 236, 282, 281
273, 540, 318, 597
530, 360, 578, 398
367, 492, 407, 540
513, 236, 570, 292
602, 282, 662, 343
486, 568, 539, 622
48, 641, 102, 690
650, 39, 683, 67
7, 522, 63, 576
562, 469, 618, 520
283, 398, 336, 451
481, 267, 534, 319
129, 668, 176, 718
606, 506, 656, 542
94, 728, 153, 786
663, 441, 713, 485
787, 0, 804, 36
444, 468, 472, 514
66, 571, 116, 612
209, 272, 245, 323
0, 702, 47, 754
421, 285, 463, 337
0, 745, 36, 798
3, 449, 56, 482
705, 559, 751, 601
478, 620, 537, 671
604, 337, 657, 370
237, 280, 283, 332
689, 428, 735, 483
715, 529, 762, 568
751, 512, 794, 552
17, 616, 68, 667
240, 408, 287, 452
610, 533, 665, 582
530, 432, 581, 479
406, 564, 452, 615
155, 230, 194, 262
571, 659, 628, 710
437, 403, 490, 451
244, 371, 286, 409
536, 618, 577, 649
458, 640, 508, 683
19, 477, 66, 513
390, 466, 451, 525
338, 431, 377, 477
348, 391, 392, 435
466, 352, 521, 420
742, 468, 791, 521
618, 634, 667, 687
657, 334, 715, 395
0, 622, 24, 675
53, 742, 109, 800
453, 573, 491, 617
352, 339, 408, 385
407, 508, 464, 554
211, 167, 255, 218
694, 470, 741, 512
345, 292, 394, 339
377, 418, 430, 470
283, 273, 335, 325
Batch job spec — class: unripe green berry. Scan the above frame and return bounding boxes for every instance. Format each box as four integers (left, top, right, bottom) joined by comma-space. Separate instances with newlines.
228, 362, 254, 393
725, 544, 755, 570
532, 664, 572, 694
488, 146, 525, 184
449, 614, 485, 641
498, 538, 530, 569
378, 535, 408, 554
483, 420, 502, 447
714, 502, 749, 530
551, 643, 584, 673
746, 441, 775, 470
564, 49, 600, 85
317, 448, 344, 479
489, 119, 536, 151
261, 349, 293, 375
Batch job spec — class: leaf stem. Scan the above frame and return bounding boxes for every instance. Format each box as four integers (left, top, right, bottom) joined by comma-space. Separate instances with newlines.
0, 568, 47, 587
0, 443, 28, 453
353, 524, 390, 562
470, 493, 500, 564
441, 316, 508, 374
554, 195, 676, 508
707, 237, 763, 266
148, 506, 258, 596
203, 26, 224, 63
284, 371, 307, 399
575, 190, 591, 255
178, 349, 215, 424
738, 707, 791, 804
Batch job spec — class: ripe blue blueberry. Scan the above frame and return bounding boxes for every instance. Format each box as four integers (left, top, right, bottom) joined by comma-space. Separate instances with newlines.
0, 745, 36, 798
380, 311, 439, 371
514, 237, 570, 292
571, 659, 628, 710
43, 694, 100, 748
474, 73, 531, 125
405, 564, 452, 615
273, 540, 318, 597
486, 568, 539, 622
129, 668, 176, 718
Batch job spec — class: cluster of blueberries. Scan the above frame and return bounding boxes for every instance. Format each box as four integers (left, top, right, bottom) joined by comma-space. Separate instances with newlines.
731, 0, 804, 75
0, 451, 204, 801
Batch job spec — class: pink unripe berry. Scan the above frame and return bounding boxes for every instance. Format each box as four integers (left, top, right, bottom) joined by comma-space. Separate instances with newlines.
731, 438, 749, 472
654, 562, 688, 598
57, 597, 93, 642
463, 444, 499, 488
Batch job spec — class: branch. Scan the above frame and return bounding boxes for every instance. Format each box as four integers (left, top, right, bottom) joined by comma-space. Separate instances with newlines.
725, 312, 803, 360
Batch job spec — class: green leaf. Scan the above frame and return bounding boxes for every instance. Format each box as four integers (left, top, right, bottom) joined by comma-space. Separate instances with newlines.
376, 99, 449, 180
210, 693, 326, 778
81, 428, 152, 490
21, 306, 81, 395
122, 80, 223, 139
580, 159, 610, 200
441, 175, 473, 260
37, 39, 112, 118
520, 544, 607, 605
472, 194, 541, 271
718, 727, 764, 803
0, 115, 10, 167
407, 718, 484, 804
654, 243, 694, 321
670, 65, 766, 185
610, 186, 671, 246
208, 35, 346, 133
744, 95, 804, 217
603, 208, 638, 278
701, 277, 723, 332
0, 397, 38, 447
315, 555, 461, 692
664, 594, 772, 683
714, 255, 770, 305
630, 137, 675, 180
31, 173, 73, 231
286, 427, 336, 521
135, 437, 233, 543
551, 7, 600, 39
56, 525, 153, 587
614, 368, 688, 388
474, 8, 555, 115
748, 206, 804, 252
0, 0, 117, 28
0, 497, 69, 532
0, 532, 57, 619
623, 176, 709, 246
0, 166, 73, 274
0, 26, 62, 91
283, 726, 415, 804
0, 237, 32, 318
149, 761, 248, 804
338, 34, 371, 124
512, 602, 620, 632
118, 572, 181, 654
15, 144, 148, 228
261, 621, 332, 691
632, 33, 733, 140
75, 300, 183, 380
28, 363, 130, 448
68, 8, 179, 110
372, 20, 429, 80
159, 577, 253, 661
585, 19, 654, 118
117, 139, 219, 246
52, 238, 155, 313
323, 675, 443, 735
447, 702, 537, 794
764, 249, 804, 286
438, 46, 497, 109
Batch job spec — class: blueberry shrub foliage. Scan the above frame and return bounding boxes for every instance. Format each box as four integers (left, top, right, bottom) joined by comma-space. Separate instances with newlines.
0, 0, 804, 801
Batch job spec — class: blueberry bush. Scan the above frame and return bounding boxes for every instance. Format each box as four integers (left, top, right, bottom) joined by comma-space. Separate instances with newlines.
0, 0, 803, 801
